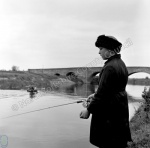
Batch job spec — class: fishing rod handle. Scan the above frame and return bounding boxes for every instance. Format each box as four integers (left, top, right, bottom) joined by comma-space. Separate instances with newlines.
77, 100, 84, 103
76, 99, 90, 108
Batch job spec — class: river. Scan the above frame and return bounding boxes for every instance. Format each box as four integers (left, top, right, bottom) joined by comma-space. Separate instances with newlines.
0, 84, 144, 148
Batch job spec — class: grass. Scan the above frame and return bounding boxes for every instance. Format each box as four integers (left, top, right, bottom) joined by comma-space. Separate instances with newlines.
0, 70, 80, 90
0, 71, 59, 90
128, 87, 150, 148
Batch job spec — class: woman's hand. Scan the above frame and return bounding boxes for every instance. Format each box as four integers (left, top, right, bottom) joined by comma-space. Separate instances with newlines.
87, 93, 95, 102
82, 93, 95, 108
80, 109, 90, 119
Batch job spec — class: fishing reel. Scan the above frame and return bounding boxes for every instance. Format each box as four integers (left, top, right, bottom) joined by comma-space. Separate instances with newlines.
80, 94, 94, 108
76, 99, 90, 108
82, 99, 91, 108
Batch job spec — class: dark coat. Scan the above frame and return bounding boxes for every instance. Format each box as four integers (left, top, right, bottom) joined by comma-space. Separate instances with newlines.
87, 54, 132, 147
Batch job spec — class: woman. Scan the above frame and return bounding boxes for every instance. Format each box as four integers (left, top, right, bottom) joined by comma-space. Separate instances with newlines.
80, 35, 132, 148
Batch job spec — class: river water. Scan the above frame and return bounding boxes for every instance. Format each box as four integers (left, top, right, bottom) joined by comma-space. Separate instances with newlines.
0, 84, 144, 148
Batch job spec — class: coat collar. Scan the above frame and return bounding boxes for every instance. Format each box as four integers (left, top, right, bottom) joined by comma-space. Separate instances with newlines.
105, 54, 121, 65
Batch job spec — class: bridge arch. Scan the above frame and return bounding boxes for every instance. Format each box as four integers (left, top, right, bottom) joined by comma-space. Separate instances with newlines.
128, 71, 150, 86
128, 70, 150, 77
88, 72, 100, 84
55, 73, 60, 76
66, 72, 76, 77
66, 72, 83, 84
89, 69, 150, 84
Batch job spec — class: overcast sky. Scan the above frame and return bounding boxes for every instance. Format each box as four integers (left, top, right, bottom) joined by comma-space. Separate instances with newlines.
0, 0, 150, 71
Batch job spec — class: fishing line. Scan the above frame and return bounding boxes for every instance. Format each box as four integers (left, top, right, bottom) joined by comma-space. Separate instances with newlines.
0, 94, 29, 100
2, 100, 85, 119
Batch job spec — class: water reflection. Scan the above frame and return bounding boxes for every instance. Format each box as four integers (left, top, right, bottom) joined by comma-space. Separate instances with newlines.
28, 91, 38, 99
29, 93, 36, 99
49, 83, 144, 100
49, 84, 97, 97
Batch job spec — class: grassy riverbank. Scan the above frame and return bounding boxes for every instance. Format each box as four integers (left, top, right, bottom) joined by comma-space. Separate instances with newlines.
0, 70, 86, 90
128, 94, 150, 148
0, 71, 75, 90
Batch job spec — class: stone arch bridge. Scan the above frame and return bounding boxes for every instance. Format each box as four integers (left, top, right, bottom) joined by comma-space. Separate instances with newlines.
28, 67, 150, 83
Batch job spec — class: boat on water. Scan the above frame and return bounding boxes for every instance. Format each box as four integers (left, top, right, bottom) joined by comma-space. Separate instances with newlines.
27, 86, 38, 94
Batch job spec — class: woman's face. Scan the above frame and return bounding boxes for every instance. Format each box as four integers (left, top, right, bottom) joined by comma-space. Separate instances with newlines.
98, 47, 110, 60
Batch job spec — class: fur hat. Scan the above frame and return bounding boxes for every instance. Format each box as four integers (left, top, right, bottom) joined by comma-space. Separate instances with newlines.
95, 35, 122, 52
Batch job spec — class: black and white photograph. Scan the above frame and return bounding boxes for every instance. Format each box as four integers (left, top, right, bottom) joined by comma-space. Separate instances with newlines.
0, 0, 150, 148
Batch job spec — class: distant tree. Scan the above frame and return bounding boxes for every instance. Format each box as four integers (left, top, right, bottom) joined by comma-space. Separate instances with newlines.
12, 66, 19, 71
145, 76, 149, 79
0, 69, 6, 71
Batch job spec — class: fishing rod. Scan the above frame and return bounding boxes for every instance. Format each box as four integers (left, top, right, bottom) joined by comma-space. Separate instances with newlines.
2, 99, 86, 119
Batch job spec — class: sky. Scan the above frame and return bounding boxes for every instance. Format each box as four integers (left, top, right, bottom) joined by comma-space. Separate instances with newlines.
0, 0, 150, 73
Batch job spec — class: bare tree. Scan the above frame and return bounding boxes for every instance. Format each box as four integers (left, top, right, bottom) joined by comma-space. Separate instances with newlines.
12, 66, 19, 71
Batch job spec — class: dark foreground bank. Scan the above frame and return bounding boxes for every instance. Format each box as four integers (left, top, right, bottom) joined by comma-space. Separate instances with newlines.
128, 90, 150, 148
